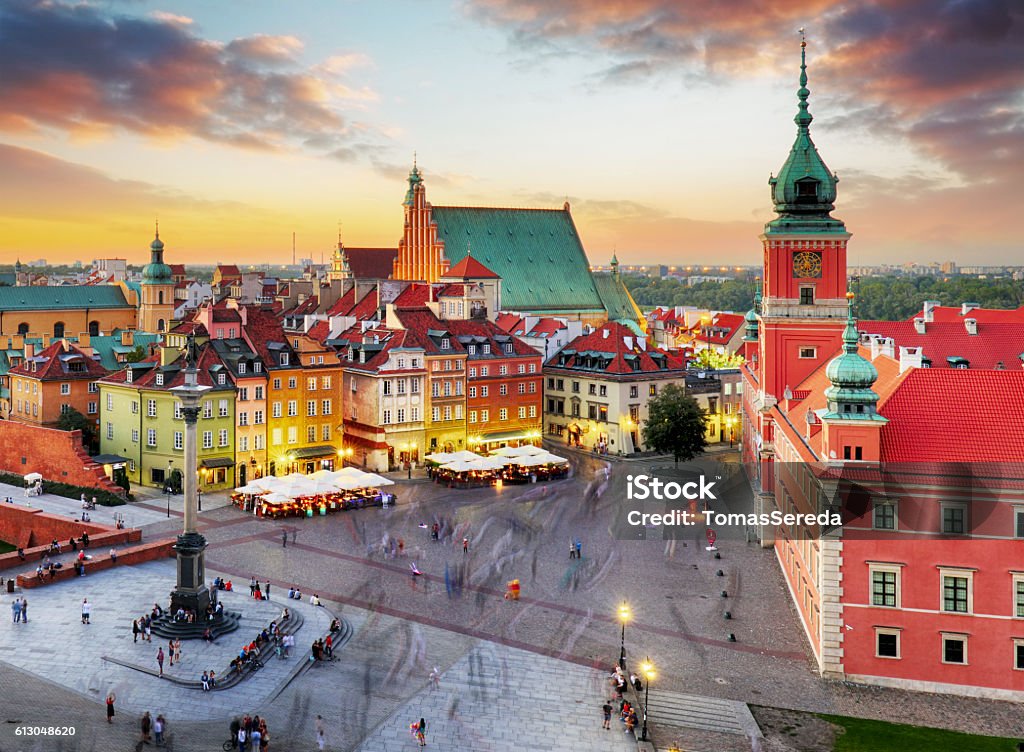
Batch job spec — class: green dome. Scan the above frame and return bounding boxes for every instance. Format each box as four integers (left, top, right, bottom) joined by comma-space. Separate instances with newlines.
142, 229, 172, 284
404, 162, 423, 205
825, 294, 879, 407
766, 37, 845, 233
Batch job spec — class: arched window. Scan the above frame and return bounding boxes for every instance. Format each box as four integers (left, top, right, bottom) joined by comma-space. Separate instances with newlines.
17, 322, 29, 335
157, 319, 165, 332
88, 320, 99, 336
53, 321, 65, 338
158, 291, 164, 305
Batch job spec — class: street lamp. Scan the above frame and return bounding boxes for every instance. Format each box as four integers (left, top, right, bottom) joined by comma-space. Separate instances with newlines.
617, 601, 631, 669
165, 460, 173, 518
338, 446, 353, 468
640, 657, 655, 741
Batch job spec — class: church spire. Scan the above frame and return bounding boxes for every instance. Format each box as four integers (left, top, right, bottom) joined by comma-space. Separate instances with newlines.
795, 27, 812, 131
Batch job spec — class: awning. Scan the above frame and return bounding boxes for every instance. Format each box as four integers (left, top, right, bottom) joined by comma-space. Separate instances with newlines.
480, 430, 538, 443
200, 457, 234, 468
290, 445, 337, 460
93, 454, 131, 465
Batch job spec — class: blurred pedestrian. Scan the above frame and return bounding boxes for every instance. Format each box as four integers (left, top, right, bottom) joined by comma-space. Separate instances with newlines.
157, 647, 165, 676
81, 598, 91, 624
154, 714, 165, 745
105, 693, 115, 723
140, 711, 152, 744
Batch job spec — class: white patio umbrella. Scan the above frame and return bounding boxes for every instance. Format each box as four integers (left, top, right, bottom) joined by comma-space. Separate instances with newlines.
251, 476, 285, 492
309, 469, 335, 480
233, 483, 266, 494
447, 450, 485, 462
261, 492, 292, 504
424, 452, 452, 464
335, 466, 366, 476
24, 472, 43, 483
358, 472, 395, 487
510, 455, 549, 467
440, 460, 478, 473
333, 476, 369, 491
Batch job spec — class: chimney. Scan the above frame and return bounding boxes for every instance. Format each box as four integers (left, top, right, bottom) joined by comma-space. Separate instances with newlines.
42, 334, 50, 348
602, 328, 609, 339
623, 336, 633, 351
24, 343, 35, 359
964, 318, 977, 335
961, 302, 980, 315
637, 338, 647, 351
899, 346, 923, 374
78, 333, 91, 349
913, 318, 926, 335
880, 337, 895, 358
922, 300, 940, 322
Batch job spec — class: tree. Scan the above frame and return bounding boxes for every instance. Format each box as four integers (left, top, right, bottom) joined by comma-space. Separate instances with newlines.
56, 406, 97, 452
690, 348, 744, 371
642, 383, 709, 465
124, 345, 148, 363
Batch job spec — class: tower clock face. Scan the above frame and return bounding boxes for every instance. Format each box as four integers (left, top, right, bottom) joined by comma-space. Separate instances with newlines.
792, 251, 822, 278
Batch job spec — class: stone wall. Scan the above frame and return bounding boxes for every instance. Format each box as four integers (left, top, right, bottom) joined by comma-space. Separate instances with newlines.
0, 421, 123, 495
0, 502, 141, 565
16, 539, 175, 589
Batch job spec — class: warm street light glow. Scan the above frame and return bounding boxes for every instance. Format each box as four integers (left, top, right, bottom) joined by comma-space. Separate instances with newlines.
641, 658, 655, 681
618, 602, 631, 622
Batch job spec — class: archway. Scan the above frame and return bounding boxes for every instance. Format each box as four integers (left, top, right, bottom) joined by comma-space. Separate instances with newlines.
88, 320, 100, 336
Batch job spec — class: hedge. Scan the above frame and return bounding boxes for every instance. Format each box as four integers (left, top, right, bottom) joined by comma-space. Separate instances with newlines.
0, 472, 128, 506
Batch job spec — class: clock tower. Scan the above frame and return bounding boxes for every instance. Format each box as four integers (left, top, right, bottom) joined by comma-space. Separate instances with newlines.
757, 32, 850, 404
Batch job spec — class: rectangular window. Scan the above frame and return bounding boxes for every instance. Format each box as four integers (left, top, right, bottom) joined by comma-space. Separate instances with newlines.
202, 401, 212, 419
1016, 508, 1024, 539
629, 385, 638, 398
443, 381, 452, 396
875, 629, 901, 659
307, 425, 316, 443
308, 377, 317, 391
469, 387, 477, 399
397, 378, 406, 395
273, 378, 281, 390
239, 387, 248, 401
87, 401, 97, 414
469, 367, 477, 378
432, 383, 440, 398
942, 572, 971, 613
481, 409, 489, 423
588, 384, 596, 395
873, 501, 896, 530
107, 423, 115, 440
411, 407, 419, 422
322, 399, 331, 415
287, 400, 298, 417
202, 431, 213, 449
307, 400, 317, 417
131, 428, 139, 443
799, 287, 815, 305
218, 399, 228, 417
443, 405, 452, 421
480, 366, 488, 377
870, 568, 899, 608
431, 407, 440, 422
272, 402, 282, 418
455, 380, 463, 395
322, 424, 331, 441
397, 408, 405, 423
444, 360, 452, 371
518, 383, 526, 395
239, 435, 249, 452
481, 386, 489, 398
411, 377, 420, 394
288, 377, 297, 389
529, 405, 536, 418
155, 374, 164, 386
147, 428, 157, 447
942, 504, 967, 534
799, 347, 817, 359
383, 410, 392, 424
518, 407, 527, 419
239, 412, 249, 426
254, 410, 264, 425
218, 429, 228, 447
60, 383, 70, 395
255, 386, 264, 400
287, 426, 297, 444
174, 402, 183, 420
271, 428, 282, 446
1015, 640, 1024, 671
599, 405, 608, 421
499, 384, 508, 396
649, 385, 657, 396
383, 380, 392, 395
499, 408, 508, 421
942, 634, 967, 664
529, 382, 536, 393
149, 399, 158, 417
238, 362, 246, 375
499, 365, 508, 376
455, 404, 463, 420
469, 411, 477, 424
1014, 575, 1024, 618
174, 431, 183, 450
131, 399, 138, 414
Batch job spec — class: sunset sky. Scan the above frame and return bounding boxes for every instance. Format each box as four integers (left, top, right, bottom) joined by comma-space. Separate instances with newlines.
1, 0, 1021, 267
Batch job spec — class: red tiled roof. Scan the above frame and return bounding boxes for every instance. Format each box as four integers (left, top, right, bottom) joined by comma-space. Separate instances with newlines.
912, 305, 1024, 324
878, 370, 1024, 462
286, 297, 320, 317
494, 313, 523, 333
859, 320, 1024, 370
551, 322, 683, 374
392, 284, 434, 308
690, 312, 744, 344
169, 264, 186, 276
438, 284, 465, 297
342, 247, 398, 279
170, 321, 209, 336
326, 288, 357, 316
307, 320, 331, 343
348, 289, 379, 320
130, 342, 230, 390
216, 265, 241, 277
11, 341, 109, 381
242, 306, 293, 366
444, 255, 500, 279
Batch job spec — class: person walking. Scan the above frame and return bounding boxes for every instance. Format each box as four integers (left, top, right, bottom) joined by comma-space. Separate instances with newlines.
264, 581, 270, 600
12, 597, 21, 624
602, 700, 612, 730
415, 717, 427, 747
315, 714, 325, 751
168, 639, 175, 667
569, 538, 576, 559
81, 598, 91, 624
19, 596, 27, 623
156, 647, 165, 677
250, 576, 257, 597
140, 711, 152, 744
201, 671, 210, 691
281, 529, 287, 548
133, 619, 141, 643
154, 714, 165, 745
173, 638, 182, 665
105, 693, 115, 723
463, 537, 469, 554
575, 539, 582, 559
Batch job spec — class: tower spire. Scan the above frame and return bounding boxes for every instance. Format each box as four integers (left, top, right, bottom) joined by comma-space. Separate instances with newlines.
155, 218, 160, 240
796, 28, 812, 130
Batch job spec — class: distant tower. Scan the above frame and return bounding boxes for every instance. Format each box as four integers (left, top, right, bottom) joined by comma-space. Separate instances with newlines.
757, 31, 850, 405
138, 223, 175, 333
328, 227, 352, 282
392, 161, 450, 283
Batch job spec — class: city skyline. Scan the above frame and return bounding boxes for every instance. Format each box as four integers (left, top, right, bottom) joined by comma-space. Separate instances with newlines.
1, 0, 1021, 266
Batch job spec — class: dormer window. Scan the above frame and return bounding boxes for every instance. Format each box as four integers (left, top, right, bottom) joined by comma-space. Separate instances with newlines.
467, 345, 476, 355
156, 373, 164, 386
441, 338, 450, 350
126, 370, 133, 384
795, 177, 819, 203
238, 362, 246, 374
482, 343, 491, 354
254, 362, 262, 373
503, 343, 513, 354
218, 374, 226, 385
280, 353, 289, 366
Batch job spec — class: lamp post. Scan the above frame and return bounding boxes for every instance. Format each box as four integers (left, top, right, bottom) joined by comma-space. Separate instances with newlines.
338, 446, 353, 469
165, 460, 173, 518
640, 657, 655, 742
617, 601, 631, 670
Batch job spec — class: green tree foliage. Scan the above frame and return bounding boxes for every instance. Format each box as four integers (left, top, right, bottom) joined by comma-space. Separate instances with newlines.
642, 383, 709, 465
690, 348, 744, 370
124, 344, 148, 363
623, 274, 1024, 321
56, 406, 97, 451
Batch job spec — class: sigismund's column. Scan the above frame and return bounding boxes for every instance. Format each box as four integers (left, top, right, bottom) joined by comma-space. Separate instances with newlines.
169, 343, 213, 618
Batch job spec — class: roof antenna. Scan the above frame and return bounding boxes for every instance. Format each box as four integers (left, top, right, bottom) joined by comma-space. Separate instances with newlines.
466, 241, 472, 257
413, 150, 417, 169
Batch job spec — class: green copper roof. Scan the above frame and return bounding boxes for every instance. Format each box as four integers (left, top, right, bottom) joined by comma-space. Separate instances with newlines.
743, 285, 761, 342
593, 272, 643, 325
824, 295, 883, 415
404, 164, 424, 206
766, 36, 845, 235
142, 230, 173, 284
88, 331, 161, 370
0, 285, 131, 312
432, 206, 607, 314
